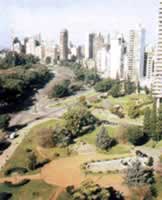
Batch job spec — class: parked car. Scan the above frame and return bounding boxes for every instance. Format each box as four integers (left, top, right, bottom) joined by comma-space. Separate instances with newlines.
9, 132, 18, 140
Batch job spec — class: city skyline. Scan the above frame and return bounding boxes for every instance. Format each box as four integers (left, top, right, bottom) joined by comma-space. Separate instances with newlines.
0, 0, 159, 48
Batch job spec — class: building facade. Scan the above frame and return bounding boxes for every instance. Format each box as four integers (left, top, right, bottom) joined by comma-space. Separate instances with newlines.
127, 25, 145, 82
152, 0, 162, 107
60, 29, 69, 61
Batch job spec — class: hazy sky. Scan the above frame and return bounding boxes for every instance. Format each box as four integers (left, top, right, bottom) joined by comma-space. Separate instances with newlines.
0, 0, 159, 48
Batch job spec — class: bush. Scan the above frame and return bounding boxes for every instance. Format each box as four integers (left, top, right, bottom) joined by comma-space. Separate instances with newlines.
110, 83, 122, 98
96, 126, 116, 150
27, 152, 37, 170
51, 81, 71, 98
126, 126, 147, 146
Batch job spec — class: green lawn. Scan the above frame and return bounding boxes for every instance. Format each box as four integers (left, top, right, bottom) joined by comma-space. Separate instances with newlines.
0, 180, 55, 200
78, 125, 117, 145
0, 119, 69, 177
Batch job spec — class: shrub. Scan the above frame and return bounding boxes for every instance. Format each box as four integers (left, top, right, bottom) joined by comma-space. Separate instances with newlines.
0, 192, 12, 200
126, 126, 147, 146
96, 126, 116, 150
0, 114, 10, 130
27, 152, 37, 170
110, 83, 122, 98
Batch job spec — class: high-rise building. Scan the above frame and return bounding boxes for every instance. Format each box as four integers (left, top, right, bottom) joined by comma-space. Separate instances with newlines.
96, 47, 110, 78
145, 46, 155, 80
93, 33, 105, 60
60, 29, 69, 61
127, 25, 145, 82
110, 33, 126, 79
86, 33, 95, 59
12, 37, 22, 54
152, 0, 162, 107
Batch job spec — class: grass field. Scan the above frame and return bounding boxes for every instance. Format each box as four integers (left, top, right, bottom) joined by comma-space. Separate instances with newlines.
0, 119, 69, 177
0, 180, 55, 200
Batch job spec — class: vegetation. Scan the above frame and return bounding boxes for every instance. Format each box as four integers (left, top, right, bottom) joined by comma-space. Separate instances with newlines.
110, 82, 122, 98
0, 180, 55, 200
0, 114, 10, 130
64, 105, 97, 138
27, 152, 37, 170
125, 159, 154, 187
96, 126, 116, 150
51, 80, 72, 98
128, 104, 140, 119
126, 126, 147, 146
66, 180, 124, 200
94, 78, 114, 92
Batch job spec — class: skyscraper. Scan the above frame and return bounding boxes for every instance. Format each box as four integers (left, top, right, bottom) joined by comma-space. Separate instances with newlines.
127, 25, 145, 82
152, 0, 162, 108
60, 29, 69, 61
85, 33, 95, 59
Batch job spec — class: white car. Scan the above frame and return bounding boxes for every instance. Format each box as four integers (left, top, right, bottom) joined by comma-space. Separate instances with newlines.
9, 132, 18, 140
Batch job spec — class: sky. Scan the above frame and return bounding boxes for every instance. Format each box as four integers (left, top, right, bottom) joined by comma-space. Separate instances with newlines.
0, 0, 159, 48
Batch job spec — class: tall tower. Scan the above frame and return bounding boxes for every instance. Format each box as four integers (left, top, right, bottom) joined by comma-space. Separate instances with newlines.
152, 0, 162, 108
127, 25, 145, 82
60, 29, 69, 61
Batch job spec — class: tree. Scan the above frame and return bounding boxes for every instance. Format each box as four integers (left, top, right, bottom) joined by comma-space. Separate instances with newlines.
126, 126, 147, 146
51, 80, 71, 98
156, 104, 162, 141
94, 79, 114, 92
45, 56, 52, 65
64, 105, 97, 137
0, 115, 10, 130
27, 152, 37, 170
150, 101, 157, 141
125, 159, 154, 187
143, 107, 151, 138
96, 126, 116, 150
52, 125, 72, 147
124, 78, 136, 95
68, 180, 124, 200
110, 83, 121, 98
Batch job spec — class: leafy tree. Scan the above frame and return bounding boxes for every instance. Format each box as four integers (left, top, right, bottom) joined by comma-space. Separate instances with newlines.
68, 180, 124, 200
143, 107, 151, 138
125, 159, 154, 187
156, 104, 162, 141
126, 126, 147, 146
150, 101, 157, 141
27, 152, 37, 170
96, 126, 116, 150
110, 83, 121, 98
64, 105, 97, 137
94, 79, 114, 92
51, 80, 71, 98
52, 124, 72, 147
124, 78, 136, 95
45, 56, 52, 65
0, 115, 10, 130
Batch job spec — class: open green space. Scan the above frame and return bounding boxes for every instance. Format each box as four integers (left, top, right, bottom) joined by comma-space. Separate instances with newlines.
0, 119, 70, 176
0, 180, 55, 200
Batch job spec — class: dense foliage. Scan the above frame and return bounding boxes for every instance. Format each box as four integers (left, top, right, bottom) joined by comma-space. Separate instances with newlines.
125, 159, 154, 187
94, 79, 114, 92
126, 126, 147, 146
66, 181, 124, 200
0, 115, 10, 130
64, 105, 97, 137
96, 126, 116, 150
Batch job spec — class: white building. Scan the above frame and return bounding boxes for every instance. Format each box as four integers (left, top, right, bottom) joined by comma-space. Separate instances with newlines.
96, 47, 110, 78
109, 33, 126, 79
152, 0, 162, 107
127, 24, 145, 82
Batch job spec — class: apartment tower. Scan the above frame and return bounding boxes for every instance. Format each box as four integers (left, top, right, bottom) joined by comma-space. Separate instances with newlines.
153, 0, 162, 108
60, 29, 69, 61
